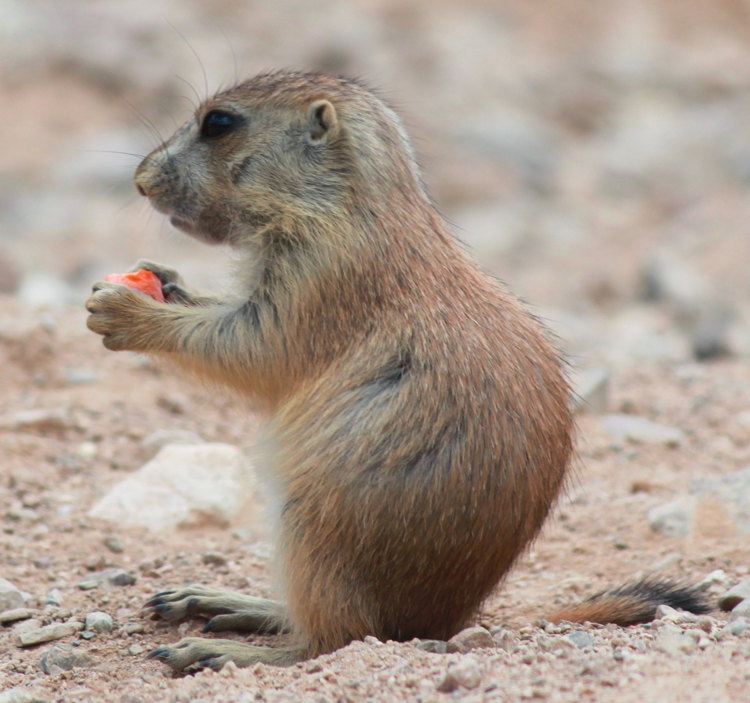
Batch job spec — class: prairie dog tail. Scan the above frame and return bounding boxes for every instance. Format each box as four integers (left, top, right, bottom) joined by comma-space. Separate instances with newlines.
549, 578, 711, 626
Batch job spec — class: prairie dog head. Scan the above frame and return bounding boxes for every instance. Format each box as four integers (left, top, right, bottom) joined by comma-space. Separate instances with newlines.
134, 71, 425, 247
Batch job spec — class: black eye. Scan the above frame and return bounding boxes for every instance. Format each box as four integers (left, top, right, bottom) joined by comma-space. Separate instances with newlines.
200, 110, 237, 139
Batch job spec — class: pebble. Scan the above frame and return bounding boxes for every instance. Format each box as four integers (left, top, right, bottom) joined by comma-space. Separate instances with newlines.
414, 639, 448, 654
202, 552, 228, 567
696, 569, 730, 590
128, 643, 145, 656
45, 588, 62, 608
722, 617, 749, 637
124, 622, 144, 635
0, 689, 49, 703
0, 578, 26, 611
654, 626, 697, 655
64, 367, 98, 386
0, 608, 35, 624
729, 600, 750, 621
602, 414, 685, 447
647, 499, 694, 537
103, 535, 125, 554
77, 568, 136, 591
718, 578, 750, 611
655, 604, 698, 624
15, 622, 83, 647
446, 625, 495, 653
37, 644, 95, 674
85, 611, 114, 633
436, 655, 482, 692
565, 631, 596, 650
7, 408, 72, 434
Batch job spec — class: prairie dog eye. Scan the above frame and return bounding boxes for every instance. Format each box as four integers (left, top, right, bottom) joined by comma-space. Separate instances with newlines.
200, 110, 238, 139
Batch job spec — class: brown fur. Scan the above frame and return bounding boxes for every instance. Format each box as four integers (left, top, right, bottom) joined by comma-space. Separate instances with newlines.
87, 71, 574, 668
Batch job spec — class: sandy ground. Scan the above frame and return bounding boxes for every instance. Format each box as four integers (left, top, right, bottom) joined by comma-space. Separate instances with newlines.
2, 1, 750, 701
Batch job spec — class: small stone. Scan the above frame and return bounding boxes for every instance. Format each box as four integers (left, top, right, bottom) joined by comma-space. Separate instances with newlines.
602, 414, 685, 447
65, 367, 98, 386
446, 626, 495, 653
103, 536, 124, 554
15, 622, 83, 647
696, 569, 730, 590
729, 600, 750, 621
0, 689, 49, 703
80, 631, 95, 640
654, 626, 696, 655
436, 656, 482, 692
718, 578, 750, 611
128, 643, 145, 656
85, 611, 114, 633
565, 631, 595, 650
414, 639, 448, 654
124, 622, 144, 635
201, 552, 228, 567
723, 617, 749, 636
45, 589, 62, 608
8, 408, 72, 434
38, 644, 95, 674
0, 608, 35, 624
0, 578, 26, 611
648, 499, 695, 538
655, 604, 698, 623
78, 568, 136, 590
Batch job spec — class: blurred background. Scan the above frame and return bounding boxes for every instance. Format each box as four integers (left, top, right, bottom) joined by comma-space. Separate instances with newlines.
1, 0, 749, 369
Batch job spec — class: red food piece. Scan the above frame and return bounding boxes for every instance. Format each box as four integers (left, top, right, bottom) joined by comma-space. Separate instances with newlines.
104, 269, 166, 303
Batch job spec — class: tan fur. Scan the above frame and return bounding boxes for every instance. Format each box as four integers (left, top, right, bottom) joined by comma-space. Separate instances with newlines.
87, 71, 573, 665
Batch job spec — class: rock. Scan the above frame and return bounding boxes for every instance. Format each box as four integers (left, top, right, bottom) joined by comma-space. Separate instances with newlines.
648, 499, 695, 537
722, 617, 749, 637
88, 443, 260, 532
139, 429, 204, 458
103, 535, 124, 554
14, 622, 83, 647
0, 608, 35, 624
729, 600, 750, 621
77, 568, 136, 590
38, 644, 95, 674
654, 626, 697, 655
446, 626, 495, 653
45, 589, 62, 607
602, 414, 685, 447
691, 469, 750, 534
85, 611, 114, 633
6, 408, 71, 434
718, 578, 750, 611
18, 272, 76, 308
128, 643, 145, 656
0, 689, 49, 703
414, 639, 448, 654
201, 552, 228, 567
64, 367, 98, 385
655, 604, 697, 623
572, 367, 610, 414
565, 631, 596, 650
436, 655, 482, 692
696, 569, 730, 590
0, 579, 26, 611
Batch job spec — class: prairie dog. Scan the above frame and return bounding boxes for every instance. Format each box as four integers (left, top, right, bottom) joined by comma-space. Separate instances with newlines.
86, 71, 703, 673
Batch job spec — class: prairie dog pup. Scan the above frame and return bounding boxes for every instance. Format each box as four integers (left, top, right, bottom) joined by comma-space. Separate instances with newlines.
86, 71, 699, 673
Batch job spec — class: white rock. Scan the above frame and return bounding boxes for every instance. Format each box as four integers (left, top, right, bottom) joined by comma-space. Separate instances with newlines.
718, 578, 750, 612
603, 414, 685, 447
88, 443, 260, 532
85, 611, 114, 633
0, 579, 26, 611
648, 499, 695, 538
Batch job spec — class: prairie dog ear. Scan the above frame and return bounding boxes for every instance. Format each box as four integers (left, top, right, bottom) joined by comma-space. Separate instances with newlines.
306, 99, 338, 143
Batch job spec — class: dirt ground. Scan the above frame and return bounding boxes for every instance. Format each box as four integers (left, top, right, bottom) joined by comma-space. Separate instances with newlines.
2, 1, 750, 702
